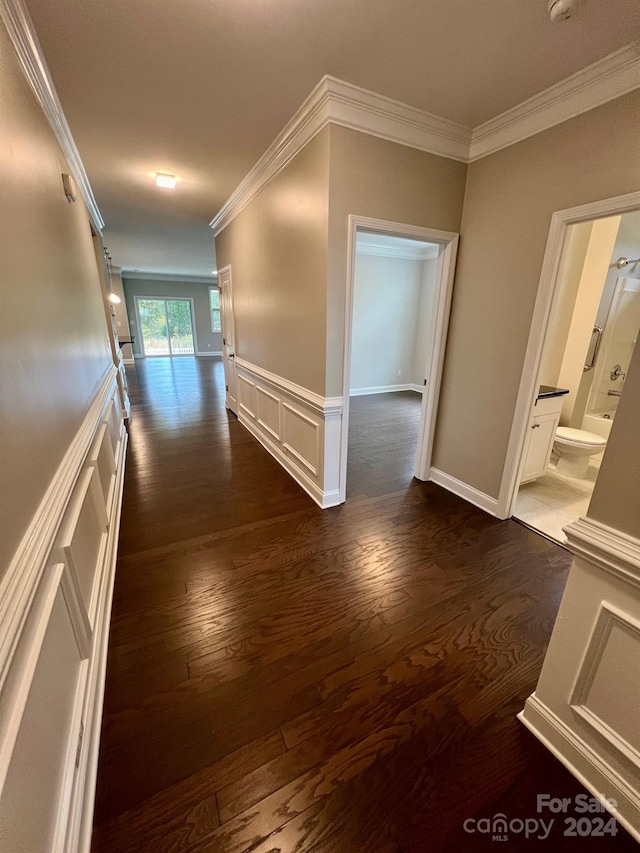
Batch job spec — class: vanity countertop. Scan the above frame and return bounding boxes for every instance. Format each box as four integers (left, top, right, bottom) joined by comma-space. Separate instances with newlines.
537, 384, 570, 399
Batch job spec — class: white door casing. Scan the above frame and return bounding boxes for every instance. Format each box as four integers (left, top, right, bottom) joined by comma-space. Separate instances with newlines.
340, 215, 460, 504
218, 266, 238, 415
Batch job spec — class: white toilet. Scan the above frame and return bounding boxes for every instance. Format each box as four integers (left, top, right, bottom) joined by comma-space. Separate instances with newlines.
553, 427, 607, 479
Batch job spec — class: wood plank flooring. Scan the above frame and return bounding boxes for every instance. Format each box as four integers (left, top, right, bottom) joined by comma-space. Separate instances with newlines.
92, 359, 635, 851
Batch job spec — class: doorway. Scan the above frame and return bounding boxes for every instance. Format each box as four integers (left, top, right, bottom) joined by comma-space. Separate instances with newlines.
500, 193, 640, 543
217, 266, 238, 415
340, 217, 459, 503
135, 297, 195, 357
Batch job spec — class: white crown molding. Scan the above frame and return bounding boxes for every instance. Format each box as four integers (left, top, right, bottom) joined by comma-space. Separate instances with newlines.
469, 40, 640, 161
211, 45, 639, 236
209, 75, 471, 236
0, 0, 105, 232
355, 240, 439, 261
121, 271, 218, 284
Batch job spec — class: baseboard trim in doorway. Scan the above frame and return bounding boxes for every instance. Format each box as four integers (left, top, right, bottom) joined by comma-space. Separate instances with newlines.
429, 467, 499, 516
196, 351, 223, 357
349, 384, 423, 396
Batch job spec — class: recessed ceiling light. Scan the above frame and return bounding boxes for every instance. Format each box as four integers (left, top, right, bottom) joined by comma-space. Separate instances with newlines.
156, 172, 176, 189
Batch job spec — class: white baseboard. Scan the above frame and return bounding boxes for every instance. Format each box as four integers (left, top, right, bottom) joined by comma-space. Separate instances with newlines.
239, 412, 339, 509
196, 351, 222, 357
350, 383, 423, 396
429, 467, 499, 516
519, 694, 640, 843
122, 358, 135, 365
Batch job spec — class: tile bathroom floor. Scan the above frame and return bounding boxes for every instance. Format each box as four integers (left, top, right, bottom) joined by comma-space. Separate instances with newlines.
513, 457, 602, 545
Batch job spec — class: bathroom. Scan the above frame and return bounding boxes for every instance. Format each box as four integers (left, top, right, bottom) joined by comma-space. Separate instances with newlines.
513, 210, 640, 543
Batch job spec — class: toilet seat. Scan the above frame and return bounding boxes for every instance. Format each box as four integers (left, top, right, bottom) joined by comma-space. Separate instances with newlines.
555, 426, 607, 449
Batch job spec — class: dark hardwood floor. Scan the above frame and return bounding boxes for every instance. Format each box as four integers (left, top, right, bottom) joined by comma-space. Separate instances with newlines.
92, 359, 635, 851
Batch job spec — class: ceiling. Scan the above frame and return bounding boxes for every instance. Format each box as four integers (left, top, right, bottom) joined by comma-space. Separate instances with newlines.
25, 0, 640, 277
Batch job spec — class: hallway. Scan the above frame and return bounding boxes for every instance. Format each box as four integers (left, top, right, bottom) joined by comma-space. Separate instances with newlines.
92, 358, 631, 851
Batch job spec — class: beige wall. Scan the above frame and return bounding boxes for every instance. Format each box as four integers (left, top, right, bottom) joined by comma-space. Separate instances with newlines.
432, 90, 640, 499
0, 20, 112, 580
122, 277, 222, 356
327, 126, 467, 396
215, 129, 330, 394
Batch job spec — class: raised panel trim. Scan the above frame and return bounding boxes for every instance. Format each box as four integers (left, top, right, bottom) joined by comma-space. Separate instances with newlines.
282, 402, 320, 477
519, 694, 640, 843
0, 366, 117, 702
0, 562, 65, 796
234, 356, 343, 415
255, 385, 282, 441
236, 373, 257, 420
569, 602, 640, 768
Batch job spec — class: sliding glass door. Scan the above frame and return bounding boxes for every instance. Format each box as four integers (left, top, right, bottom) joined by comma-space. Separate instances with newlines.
136, 298, 195, 356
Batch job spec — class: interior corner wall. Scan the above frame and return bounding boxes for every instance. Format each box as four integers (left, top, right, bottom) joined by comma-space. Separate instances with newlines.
122, 277, 222, 357
0, 20, 112, 581
431, 90, 640, 501
214, 127, 331, 395
326, 125, 467, 398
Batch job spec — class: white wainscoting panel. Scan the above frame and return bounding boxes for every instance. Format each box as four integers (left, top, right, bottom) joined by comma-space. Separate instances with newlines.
233, 358, 342, 508
519, 516, 640, 843
0, 367, 128, 853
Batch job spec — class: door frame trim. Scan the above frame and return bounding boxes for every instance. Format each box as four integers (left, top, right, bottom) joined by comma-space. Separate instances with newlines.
497, 189, 640, 520
133, 295, 198, 357
339, 215, 460, 503
217, 264, 238, 414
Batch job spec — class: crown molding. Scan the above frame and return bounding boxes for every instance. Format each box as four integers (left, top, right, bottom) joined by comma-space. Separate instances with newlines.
211, 44, 639, 236
0, 0, 105, 232
356, 240, 439, 261
469, 40, 640, 161
122, 271, 218, 284
209, 75, 471, 236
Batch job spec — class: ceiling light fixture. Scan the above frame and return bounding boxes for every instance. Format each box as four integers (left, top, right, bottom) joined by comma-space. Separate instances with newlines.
547, 0, 577, 22
156, 172, 177, 189
108, 292, 121, 304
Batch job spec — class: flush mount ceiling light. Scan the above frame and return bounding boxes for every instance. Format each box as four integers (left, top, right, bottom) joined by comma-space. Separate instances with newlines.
548, 0, 578, 22
155, 172, 177, 189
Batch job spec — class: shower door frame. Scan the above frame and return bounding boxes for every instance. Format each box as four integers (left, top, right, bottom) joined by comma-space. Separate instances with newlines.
497, 190, 640, 520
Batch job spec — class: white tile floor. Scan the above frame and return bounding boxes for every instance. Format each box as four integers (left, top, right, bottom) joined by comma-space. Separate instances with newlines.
513, 456, 602, 544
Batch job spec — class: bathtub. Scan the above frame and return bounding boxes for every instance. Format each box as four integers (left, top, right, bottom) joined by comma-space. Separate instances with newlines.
582, 411, 615, 439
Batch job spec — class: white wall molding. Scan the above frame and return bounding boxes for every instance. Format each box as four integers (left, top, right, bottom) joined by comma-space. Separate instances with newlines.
519, 695, 640, 843
0, 0, 105, 233
564, 516, 640, 590
0, 373, 127, 852
429, 468, 499, 516
122, 271, 218, 284
233, 356, 342, 415
210, 75, 471, 236
196, 351, 223, 357
233, 359, 342, 509
470, 41, 640, 161
211, 47, 640, 236
350, 383, 423, 397
0, 366, 117, 701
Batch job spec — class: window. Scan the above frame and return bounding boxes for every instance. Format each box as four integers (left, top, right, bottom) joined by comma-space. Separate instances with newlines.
209, 287, 222, 333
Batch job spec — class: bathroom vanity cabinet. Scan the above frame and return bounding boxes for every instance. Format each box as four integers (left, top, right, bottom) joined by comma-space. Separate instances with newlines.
520, 388, 568, 484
